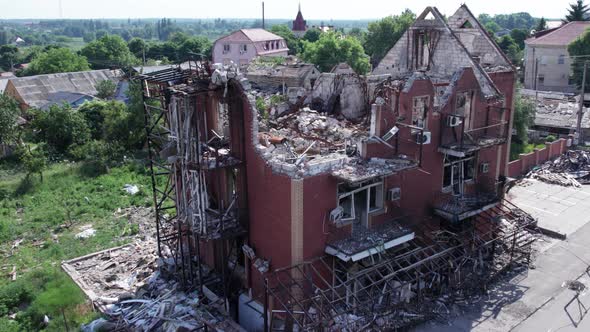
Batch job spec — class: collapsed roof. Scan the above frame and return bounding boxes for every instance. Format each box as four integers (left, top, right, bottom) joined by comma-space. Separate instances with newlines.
8, 69, 124, 109
373, 5, 512, 101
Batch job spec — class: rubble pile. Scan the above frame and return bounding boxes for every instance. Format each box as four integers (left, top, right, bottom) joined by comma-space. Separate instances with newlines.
526, 150, 590, 187
82, 270, 242, 332
265, 108, 368, 154
66, 207, 243, 332
63, 240, 159, 309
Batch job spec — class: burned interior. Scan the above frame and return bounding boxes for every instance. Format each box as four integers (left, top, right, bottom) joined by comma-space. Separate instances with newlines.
61, 4, 543, 332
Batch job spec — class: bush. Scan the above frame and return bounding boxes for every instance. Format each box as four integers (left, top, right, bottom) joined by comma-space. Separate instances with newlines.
96, 79, 117, 100
30, 104, 90, 156
545, 134, 557, 142
69, 140, 124, 175
17, 144, 48, 181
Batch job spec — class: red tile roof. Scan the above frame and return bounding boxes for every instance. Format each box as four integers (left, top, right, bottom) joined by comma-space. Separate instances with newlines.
526, 21, 590, 46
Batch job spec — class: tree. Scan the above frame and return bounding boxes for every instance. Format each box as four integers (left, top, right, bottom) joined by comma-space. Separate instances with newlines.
82, 32, 96, 43
96, 79, 117, 100
0, 95, 20, 146
484, 21, 501, 34
30, 279, 84, 331
0, 45, 18, 71
270, 25, 301, 55
20, 144, 47, 181
513, 94, 535, 144
564, 0, 590, 22
535, 17, 548, 32
127, 37, 147, 58
177, 36, 212, 60
498, 35, 521, 65
301, 32, 370, 74
24, 48, 90, 76
81, 34, 138, 68
303, 29, 321, 43
363, 9, 415, 65
30, 104, 90, 155
510, 29, 528, 49
568, 30, 590, 90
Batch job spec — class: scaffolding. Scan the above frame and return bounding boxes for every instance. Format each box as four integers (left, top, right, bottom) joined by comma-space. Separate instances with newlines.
138, 61, 246, 298
264, 200, 537, 331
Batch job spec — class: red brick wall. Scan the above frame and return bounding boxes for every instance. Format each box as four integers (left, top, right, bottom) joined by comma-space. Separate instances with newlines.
507, 139, 569, 178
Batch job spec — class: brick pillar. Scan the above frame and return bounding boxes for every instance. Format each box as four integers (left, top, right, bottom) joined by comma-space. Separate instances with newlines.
290, 179, 304, 266
546, 141, 552, 158
290, 179, 304, 310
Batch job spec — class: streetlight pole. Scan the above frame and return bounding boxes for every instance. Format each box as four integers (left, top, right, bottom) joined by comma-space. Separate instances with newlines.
577, 61, 587, 145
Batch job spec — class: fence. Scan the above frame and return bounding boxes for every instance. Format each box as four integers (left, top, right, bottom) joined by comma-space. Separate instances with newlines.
507, 138, 568, 178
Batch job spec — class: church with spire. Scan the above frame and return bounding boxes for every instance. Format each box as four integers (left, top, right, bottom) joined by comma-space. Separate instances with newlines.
292, 3, 307, 37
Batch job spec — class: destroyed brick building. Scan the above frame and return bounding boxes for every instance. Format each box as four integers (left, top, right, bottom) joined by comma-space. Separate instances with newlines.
126, 5, 538, 331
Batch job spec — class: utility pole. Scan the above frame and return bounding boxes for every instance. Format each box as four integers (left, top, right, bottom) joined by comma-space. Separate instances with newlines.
262, 2, 265, 29
577, 61, 587, 145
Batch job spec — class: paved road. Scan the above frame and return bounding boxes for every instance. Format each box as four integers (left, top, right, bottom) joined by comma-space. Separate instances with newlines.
414, 206, 590, 332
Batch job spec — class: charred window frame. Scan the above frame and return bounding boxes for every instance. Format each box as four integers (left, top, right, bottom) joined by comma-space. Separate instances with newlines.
455, 91, 474, 129
337, 182, 384, 223
412, 95, 430, 129
442, 155, 476, 193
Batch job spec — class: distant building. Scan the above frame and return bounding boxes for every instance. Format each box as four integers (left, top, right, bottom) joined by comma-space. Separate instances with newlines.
212, 29, 289, 66
524, 21, 590, 93
0, 72, 15, 94
311, 23, 335, 33
246, 58, 320, 90
4, 69, 125, 110
292, 3, 307, 37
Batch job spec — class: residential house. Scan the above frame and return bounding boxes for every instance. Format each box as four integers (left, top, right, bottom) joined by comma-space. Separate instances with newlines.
0, 72, 15, 94
4, 69, 125, 110
212, 29, 289, 66
524, 21, 590, 93
246, 59, 320, 91
131, 5, 533, 331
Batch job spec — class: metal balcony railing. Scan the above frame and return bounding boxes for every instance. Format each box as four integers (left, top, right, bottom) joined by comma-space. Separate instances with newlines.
439, 113, 509, 157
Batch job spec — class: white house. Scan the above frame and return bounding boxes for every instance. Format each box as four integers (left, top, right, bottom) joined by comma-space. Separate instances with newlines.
212, 29, 289, 66
524, 22, 590, 93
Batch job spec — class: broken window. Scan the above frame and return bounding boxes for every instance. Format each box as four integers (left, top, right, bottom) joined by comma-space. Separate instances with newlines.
223, 44, 230, 53
460, 20, 474, 28
240, 44, 248, 53
538, 75, 545, 84
455, 91, 473, 130
414, 30, 431, 69
412, 96, 429, 128
443, 156, 476, 195
337, 182, 384, 227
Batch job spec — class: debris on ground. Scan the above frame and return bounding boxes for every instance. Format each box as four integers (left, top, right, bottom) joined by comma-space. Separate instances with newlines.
75, 225, 97, 239
526, 150, 590, 187
123, 184, 140, 195
65, 207, 244, 331
563, 280, 586, 293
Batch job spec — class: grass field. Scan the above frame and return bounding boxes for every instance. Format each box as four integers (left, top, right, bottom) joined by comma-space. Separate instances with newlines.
0, 160, 152, 331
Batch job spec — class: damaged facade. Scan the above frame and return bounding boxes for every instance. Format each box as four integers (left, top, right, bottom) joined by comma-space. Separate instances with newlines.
73, 5, 539, 331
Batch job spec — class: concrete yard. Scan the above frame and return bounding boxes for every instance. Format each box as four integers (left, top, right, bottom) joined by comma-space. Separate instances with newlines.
507, 179, 590, 238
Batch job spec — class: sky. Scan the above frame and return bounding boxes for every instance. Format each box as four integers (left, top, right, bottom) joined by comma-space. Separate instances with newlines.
0, 0, 574, 20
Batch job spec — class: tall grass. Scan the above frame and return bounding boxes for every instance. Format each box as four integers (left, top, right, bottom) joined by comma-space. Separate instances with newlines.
0, 160, 152, 330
